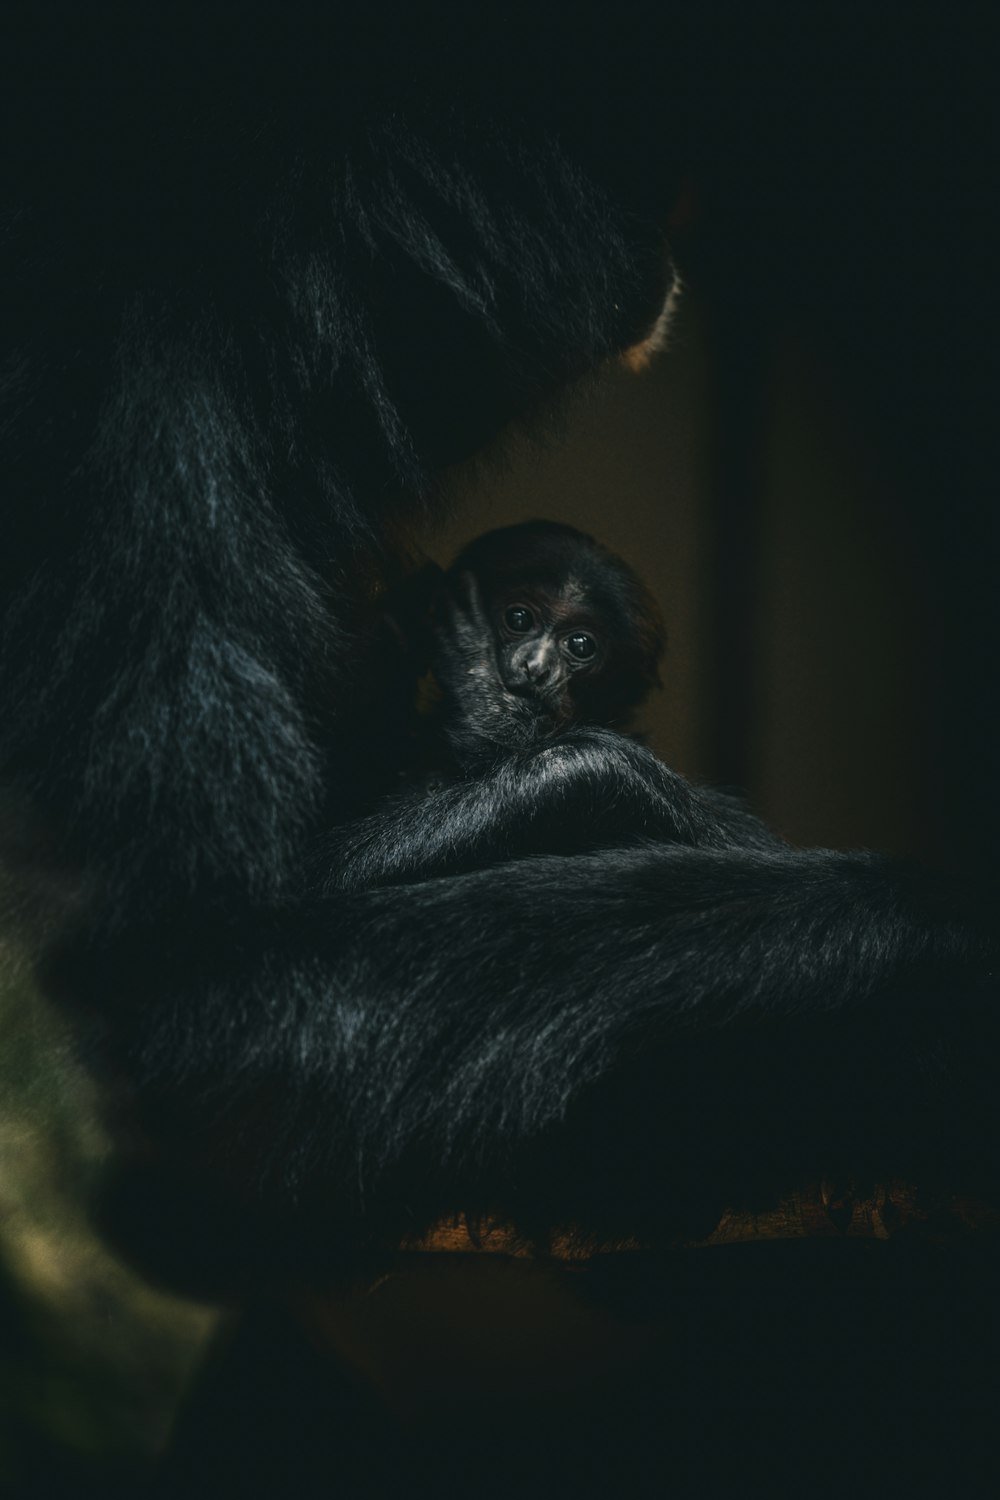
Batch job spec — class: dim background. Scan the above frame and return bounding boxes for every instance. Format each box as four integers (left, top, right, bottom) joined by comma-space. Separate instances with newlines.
433, 292, 929, 861
1, 12, 996, 1493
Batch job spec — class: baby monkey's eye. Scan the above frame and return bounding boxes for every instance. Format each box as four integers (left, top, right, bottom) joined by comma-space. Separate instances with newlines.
504, 605, 535, 633
565, 632, 598, 661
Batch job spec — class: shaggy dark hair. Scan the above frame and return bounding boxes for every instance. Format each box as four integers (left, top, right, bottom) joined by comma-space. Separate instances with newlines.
2, 4, 994, 1274
0, 20, 997, 1493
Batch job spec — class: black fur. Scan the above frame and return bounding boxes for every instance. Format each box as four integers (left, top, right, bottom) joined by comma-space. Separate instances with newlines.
1, 16, 998, 1499
1, 2, 996, 1310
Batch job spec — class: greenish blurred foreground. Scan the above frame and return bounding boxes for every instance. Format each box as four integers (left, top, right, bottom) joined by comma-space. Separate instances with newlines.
0, 941, 219, 1494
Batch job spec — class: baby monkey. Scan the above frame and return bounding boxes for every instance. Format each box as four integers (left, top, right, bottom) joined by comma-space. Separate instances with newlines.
386, 520, 665, 775
330, 520, 767, 892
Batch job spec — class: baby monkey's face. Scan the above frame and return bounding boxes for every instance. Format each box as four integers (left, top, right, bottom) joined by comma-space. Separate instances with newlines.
489, 577, 607, 716
440, 520, 665, 730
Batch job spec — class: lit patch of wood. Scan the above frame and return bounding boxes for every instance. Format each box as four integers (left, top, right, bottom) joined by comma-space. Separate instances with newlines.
406, 1183, 999, 1260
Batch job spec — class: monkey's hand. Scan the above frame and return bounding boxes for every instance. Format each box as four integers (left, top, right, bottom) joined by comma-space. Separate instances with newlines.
432, 570, 557, 769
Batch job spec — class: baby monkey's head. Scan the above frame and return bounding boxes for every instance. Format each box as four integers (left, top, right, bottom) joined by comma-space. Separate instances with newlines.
446, 520, 665, 727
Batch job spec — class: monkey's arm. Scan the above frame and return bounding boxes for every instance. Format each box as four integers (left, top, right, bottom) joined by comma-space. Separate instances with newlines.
322, 727, 778, 893
114, 844, 996, 1284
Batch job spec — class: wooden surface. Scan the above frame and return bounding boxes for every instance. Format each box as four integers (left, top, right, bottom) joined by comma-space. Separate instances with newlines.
294, 1181, 999, 1422
406, 1180, 1000, 1258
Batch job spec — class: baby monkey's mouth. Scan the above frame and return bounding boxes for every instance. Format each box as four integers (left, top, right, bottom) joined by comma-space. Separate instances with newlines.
501, 672, 567, 705
500, 674, 576, 730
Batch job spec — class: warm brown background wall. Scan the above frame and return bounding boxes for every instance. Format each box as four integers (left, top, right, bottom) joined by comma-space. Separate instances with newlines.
432, 289, 932, 862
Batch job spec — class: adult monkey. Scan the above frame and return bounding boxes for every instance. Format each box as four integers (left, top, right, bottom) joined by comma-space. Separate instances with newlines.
1, 9, 997, 1498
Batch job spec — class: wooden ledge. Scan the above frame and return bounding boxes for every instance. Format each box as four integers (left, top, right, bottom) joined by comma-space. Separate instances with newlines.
403, 1181, 999, 1259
